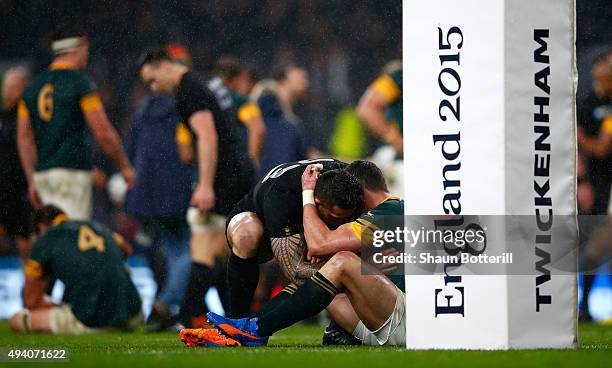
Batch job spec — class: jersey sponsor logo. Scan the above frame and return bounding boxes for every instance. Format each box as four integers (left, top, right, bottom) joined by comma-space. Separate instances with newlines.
261, 158, 336, 183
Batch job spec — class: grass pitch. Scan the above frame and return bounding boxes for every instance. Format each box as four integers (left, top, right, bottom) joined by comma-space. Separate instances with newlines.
0, 322, 610, 368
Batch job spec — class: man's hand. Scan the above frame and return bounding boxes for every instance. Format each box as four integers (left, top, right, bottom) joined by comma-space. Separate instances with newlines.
28, 183, 41, 208
121, 166, 136, 190
301, 164, 322, 191
191, 184, 215, 212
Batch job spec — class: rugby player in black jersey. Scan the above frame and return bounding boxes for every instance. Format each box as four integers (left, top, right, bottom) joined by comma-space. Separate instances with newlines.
222, 158, 366, 345
139, 49, 254, 326
224, 159, 360, 315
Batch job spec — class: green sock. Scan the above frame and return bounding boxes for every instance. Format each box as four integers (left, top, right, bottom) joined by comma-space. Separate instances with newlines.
257, 272, 338, 336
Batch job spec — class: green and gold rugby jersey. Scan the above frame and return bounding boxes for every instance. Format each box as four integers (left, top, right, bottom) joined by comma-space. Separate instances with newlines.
231, 91, 261, 125
18, 62, 103, 171
350, 197, 405, 291
370, 66, 403, 135
24, 215, 142, 328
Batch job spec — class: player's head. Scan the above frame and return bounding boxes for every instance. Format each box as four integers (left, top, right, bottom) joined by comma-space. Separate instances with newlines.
345, 160, 389, 193
1, 66, 29, 111
165, 43, 193, 70
314, 169, 364, 228
51, 25, 90, 69
592, 49, 612, 99
32, 205, 66, 236
138, 48, 183, 94
212, 55, 255, 96
213, 56, 255, 95
273, 64, 309, 101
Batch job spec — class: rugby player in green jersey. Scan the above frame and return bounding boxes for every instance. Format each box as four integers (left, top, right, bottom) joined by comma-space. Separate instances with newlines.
17, 25, 135, 219
357, 60, 403, 155
10, 205, 142, 334
357, 60, 404, 197
211, 56, 265, 167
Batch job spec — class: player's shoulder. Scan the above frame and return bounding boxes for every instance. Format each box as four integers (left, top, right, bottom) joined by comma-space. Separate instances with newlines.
180, 71, 206, 90
365, 197, 404, 218
322, 159, 348, 170
22, 71, 50, 99
231, 91, 248, 107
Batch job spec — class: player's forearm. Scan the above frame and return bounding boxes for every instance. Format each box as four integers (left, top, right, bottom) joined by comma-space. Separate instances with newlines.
303, 204, 335, 255
17, 118, 37, 185
98, 130, 131, 170
196, 131, 218, 188
245, 116, 266, 164
361, 109, 390, 139
86, 109, 131, 169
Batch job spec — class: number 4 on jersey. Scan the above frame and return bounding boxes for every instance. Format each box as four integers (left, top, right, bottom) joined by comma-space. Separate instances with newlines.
78, 225, 105, 252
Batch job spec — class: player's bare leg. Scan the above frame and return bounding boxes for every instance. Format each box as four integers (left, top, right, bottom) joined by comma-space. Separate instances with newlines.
325, 293, 360, 333
10, 309, 51, 333
180, 210, 228, 327
320, 251, 397, 332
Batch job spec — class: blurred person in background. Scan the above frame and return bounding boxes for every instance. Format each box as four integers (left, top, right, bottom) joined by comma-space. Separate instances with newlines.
577, 49, 612, 322
212, 56, 266, 169
122, 44, 195, 332
0, 66, 33, 258
10, 205, 142, 334
17, 25, 135, 220
252, 64, 309, 178
357, 60, 403, 197
139, 48, 254, 327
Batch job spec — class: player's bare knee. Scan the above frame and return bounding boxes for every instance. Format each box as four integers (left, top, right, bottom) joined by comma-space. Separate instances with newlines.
228, 212, 263, 258
326, 251, 359, 275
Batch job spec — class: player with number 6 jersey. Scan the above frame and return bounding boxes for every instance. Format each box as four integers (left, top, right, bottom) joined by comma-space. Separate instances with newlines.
10, 205, 142, 334
17, 25, 135, 220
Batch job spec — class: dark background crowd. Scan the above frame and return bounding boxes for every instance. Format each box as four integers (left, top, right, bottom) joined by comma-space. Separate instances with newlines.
0, 0, 610, 322
1, 0, 401, 153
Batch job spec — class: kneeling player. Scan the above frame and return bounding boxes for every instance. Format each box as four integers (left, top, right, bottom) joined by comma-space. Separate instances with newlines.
10, 206, 143, 334
224, 159, 359, 317
184, 160, 406, 346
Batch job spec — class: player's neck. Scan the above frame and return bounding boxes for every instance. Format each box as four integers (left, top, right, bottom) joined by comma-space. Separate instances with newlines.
364, 190, 391, 210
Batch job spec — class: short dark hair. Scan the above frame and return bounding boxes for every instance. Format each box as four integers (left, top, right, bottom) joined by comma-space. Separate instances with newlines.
51, 25, 87, 42
345, 160, 389, 192
314, 169, 364, 210
138, 48, 172, 71
32, 205, 65, 233
212, 56, 244, 80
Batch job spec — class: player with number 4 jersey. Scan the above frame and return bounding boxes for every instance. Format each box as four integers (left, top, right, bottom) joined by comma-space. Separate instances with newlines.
10, 205, 142, 334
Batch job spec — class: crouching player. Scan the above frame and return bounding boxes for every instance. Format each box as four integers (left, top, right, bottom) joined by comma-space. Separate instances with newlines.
10, 205, 143, 334
182, 160, 406, 346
